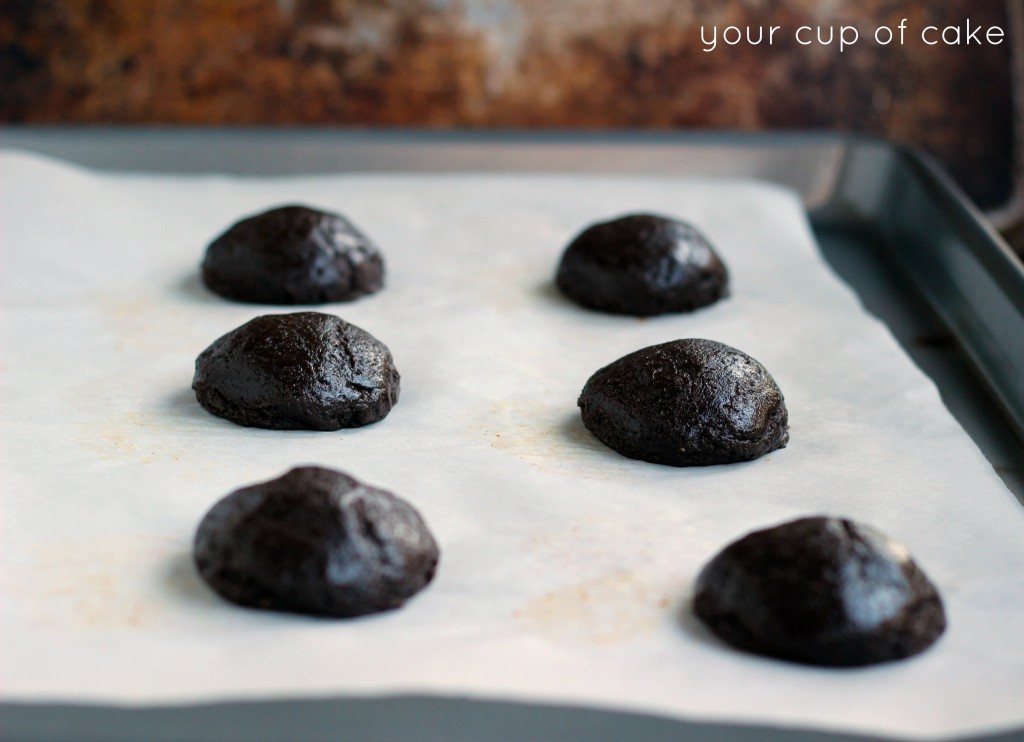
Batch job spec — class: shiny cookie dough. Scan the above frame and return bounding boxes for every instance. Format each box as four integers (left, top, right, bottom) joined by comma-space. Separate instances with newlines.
193, 311, 399, 430
555, 213, 728, 316
693, 516, 947, 666
578, 338, 788, 467
202, 205, 384, 305
194, 466, 439, 618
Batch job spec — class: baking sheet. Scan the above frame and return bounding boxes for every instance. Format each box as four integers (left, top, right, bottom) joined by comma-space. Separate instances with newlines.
1, 149, 1023, 740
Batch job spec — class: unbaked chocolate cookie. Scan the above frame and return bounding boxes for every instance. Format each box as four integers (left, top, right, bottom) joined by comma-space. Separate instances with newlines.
692, 517, 946, 666
194, 466, 439, 618
555, 214, 728, 316
193, 311, 399, 430
578, 339, 788, 466
202, 205, 384, 304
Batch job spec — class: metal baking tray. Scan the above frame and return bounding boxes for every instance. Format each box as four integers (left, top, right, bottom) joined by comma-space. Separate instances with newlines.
1, 129, 1022, 742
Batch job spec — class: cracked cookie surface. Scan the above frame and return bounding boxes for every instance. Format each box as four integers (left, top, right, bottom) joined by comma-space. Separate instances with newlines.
193, 311, 399, 430
578, 338, 788, 466
555, 214, 728, 316
194, 466, 439, 618
693, 516, 946, 666
202, 205, 384, 305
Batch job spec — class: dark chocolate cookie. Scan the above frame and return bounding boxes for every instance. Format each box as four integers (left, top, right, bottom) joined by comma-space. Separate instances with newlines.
202, 205, 384, 304
193, 311, 399, 430
578, 339, 788, 467
555, 214, 728, 316
194, 466, 439, 618
693, 517, 946, 667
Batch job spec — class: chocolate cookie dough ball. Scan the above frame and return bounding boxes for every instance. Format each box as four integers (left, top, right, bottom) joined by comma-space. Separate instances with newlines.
202, 205, 384, 304
194, 467, 439, 618
193, 312, 399, 430
578, 339, 788, 467
693, 517, 947, 667
555, 214, 728, 316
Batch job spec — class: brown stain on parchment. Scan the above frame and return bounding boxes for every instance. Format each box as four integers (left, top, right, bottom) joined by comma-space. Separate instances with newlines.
94, 291, 210, 355
75, 409, 187, 465
515, 514, 680, 645
7, 534, 177, 632
64, 285, 211, 464
476, 399, 620, 479
518, 571, 671, 645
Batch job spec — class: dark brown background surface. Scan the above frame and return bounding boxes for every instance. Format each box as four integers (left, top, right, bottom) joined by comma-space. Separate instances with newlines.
0, 0, 1016, 210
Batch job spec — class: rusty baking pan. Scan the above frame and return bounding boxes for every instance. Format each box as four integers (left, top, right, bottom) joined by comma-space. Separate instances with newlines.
0, 129, 1021, 742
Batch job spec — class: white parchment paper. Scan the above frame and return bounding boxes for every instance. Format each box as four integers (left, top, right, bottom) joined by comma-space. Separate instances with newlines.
2, 150, 1023, 739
